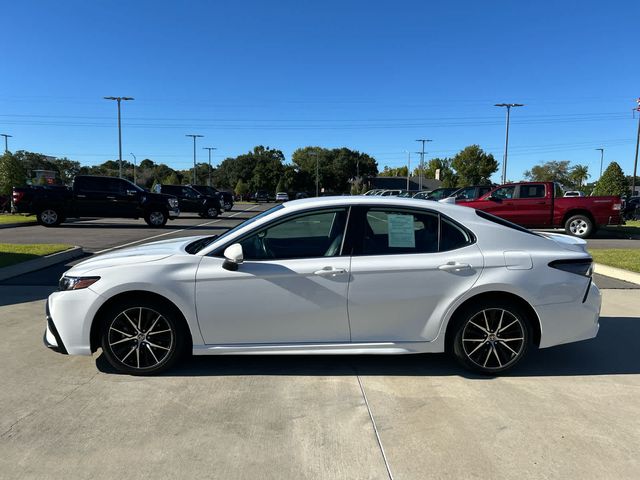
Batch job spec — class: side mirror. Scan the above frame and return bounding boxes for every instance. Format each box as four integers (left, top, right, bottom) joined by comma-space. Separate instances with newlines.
222, 243, 244, 271
488, 195, 500, 202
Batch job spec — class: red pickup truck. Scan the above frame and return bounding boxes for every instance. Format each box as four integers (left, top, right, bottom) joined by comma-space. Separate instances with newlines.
456, 182, 622, 238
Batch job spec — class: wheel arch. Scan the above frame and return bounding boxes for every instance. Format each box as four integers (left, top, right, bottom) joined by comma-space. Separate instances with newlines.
561, 209, 595, 228
90, 290, 192, 353
443, 291, 541, 352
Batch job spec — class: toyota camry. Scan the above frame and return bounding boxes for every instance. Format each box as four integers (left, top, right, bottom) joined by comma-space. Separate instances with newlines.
45, 197, 600, 375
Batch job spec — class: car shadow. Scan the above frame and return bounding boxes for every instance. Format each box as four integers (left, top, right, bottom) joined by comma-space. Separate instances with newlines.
95, 315, 640, 378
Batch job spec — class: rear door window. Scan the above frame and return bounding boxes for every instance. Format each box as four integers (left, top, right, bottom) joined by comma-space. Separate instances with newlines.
518, 184, 545, 199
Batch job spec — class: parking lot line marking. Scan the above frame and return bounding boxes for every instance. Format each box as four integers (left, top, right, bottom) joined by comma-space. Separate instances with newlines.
356, 373, 394, 480
93, 205, 261, 255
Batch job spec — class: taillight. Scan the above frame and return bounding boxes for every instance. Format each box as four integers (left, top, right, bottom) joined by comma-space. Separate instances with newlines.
549, 259, 593, 277
613, 203, 622, 211
12, 191, 24, 204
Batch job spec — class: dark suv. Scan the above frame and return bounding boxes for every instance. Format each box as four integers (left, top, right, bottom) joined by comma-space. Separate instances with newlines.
189, 185, 234, 211
253, 190, 269, 202
157, 185, 222, 218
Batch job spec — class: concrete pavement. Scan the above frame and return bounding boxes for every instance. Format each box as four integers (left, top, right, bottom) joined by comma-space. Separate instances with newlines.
1, 288, 639, 479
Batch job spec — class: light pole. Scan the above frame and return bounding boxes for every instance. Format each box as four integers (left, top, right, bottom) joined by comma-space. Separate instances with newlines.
1, 134, 12, 152
104, 96, 134, 178
203, 147, 217, 186
595, 148, 604, 180
633, 98, 640, 197
186, 135, 204, 184
495, 103, 524, 184
415, 139, 432, 191
130, 153, 137, 184
404, 150, 411, 190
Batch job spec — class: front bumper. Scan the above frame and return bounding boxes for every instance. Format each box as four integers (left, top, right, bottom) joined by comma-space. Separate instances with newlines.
169, 208, 180, 220
44, 300, 67, 354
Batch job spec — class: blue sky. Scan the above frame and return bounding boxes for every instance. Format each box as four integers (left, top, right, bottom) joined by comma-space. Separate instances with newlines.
1, 0, 639, 182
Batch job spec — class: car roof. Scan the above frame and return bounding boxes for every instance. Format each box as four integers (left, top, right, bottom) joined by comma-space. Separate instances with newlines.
279, 195, 479, 220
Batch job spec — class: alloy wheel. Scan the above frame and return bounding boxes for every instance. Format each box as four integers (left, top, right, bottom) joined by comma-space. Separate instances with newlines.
107, 307, 174, 370
40, 209, 58, 225
569, 219, 588, 236
461, 308, 525, 370
149, 211, 165, 226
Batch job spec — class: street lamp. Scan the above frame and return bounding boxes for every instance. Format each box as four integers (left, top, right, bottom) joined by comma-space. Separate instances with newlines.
1, 134, 12, 152
104, 96, 134, 178
203, 147, 217, 186
130, 153, 137, 185
595, 148, 604, 180
495, 103, 524, 184
186, 134, 204, 184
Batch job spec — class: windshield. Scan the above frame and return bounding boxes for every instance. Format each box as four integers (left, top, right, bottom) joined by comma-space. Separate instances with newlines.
197, 204, 284, 253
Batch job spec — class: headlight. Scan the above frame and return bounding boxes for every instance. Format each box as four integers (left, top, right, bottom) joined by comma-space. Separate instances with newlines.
168, 198, 179, 208
59, 276, 100, 291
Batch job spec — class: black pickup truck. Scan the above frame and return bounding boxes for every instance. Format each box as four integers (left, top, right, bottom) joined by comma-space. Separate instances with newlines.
12, 175, 180, 227
189, 184, 234, 211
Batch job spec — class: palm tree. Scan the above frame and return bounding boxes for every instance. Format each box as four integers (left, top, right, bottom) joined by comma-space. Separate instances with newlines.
570, 164, 589, 188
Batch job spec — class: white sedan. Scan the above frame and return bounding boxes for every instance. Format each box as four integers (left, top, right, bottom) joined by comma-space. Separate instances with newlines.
45, 197, 600, 375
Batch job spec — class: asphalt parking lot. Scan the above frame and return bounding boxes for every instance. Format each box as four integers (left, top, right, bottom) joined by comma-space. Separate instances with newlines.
1, 203, 639, 479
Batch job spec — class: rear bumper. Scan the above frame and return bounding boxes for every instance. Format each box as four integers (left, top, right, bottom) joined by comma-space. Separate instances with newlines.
537, 282, 601, 348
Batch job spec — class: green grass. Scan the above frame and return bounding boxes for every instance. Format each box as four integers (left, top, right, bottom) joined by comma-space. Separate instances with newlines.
0, 214, 36, 225
0, 243, 72, 268
591, 249, 640, 274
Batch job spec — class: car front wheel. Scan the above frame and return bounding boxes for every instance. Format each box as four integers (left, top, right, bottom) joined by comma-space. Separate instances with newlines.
100, 300, 186, 375
452, 300, 531, 375
144, 209, 168, 227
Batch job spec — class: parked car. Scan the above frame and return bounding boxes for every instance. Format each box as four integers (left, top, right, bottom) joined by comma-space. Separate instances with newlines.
275, 192, 289, 202
380, 189, 402, 196
295, 192, 309, 199
425, 187, 459, 200
457, 182, 623, 238
564, 191, 585, 197
253, 190, 270, 202
623, 196, 639, 220
12, 175, 180, 227
450, 185, 495, 201
46, 196, 600, 376
156, 185, 222, 218
189, 185, 234, 211
412, 190, 432, 200
363, 189, 381, 196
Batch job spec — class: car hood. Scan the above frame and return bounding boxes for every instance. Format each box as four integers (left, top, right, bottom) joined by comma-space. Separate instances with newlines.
65, 235, 208, 275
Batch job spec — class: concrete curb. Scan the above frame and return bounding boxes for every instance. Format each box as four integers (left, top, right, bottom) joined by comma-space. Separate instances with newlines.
0, 246, 84, 281
0, 221, 38, 229
594, 263, 640, 286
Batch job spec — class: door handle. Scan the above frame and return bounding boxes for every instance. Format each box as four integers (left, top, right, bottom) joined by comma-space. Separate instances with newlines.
536, 201, 546, 205
314, 266, 347, 276
438, 262, 472, 272
106, 196, 116, 200
76, 194, 86, 198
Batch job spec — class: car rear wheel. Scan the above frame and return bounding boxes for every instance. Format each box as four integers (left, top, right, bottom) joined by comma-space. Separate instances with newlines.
205, 207, 219, 219
223, 202, 233, 211
564, 214, 593, 238
100, 300, 186, 375
37, 208, 63, 227
144, 210, 168, 227
452, 299, 531, 375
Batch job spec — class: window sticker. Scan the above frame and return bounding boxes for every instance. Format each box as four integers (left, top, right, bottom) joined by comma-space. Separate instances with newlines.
387, 214, 415, 248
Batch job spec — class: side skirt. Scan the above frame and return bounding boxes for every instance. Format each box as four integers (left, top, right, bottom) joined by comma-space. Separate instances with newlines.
192, 341, 443, 355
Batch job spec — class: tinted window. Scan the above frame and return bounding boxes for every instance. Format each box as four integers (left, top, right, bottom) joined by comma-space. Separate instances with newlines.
478, 186, 492, 197
75, 177, 103, 192
519, 184, 545, 199
440, 217, 472, 251
240, 209, 348, 260
455, 187, 475, 200
363, 210, 439, 255
162, 185, 179, 195
554, 183, 564, 199
491, 186, 515, 199
182, 187, 199, 198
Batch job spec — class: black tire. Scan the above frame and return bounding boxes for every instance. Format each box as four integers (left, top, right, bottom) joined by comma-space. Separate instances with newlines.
564, 214, 594, 238
100, 298, 187, 375
37, 207, 63, 227
451, 299, 532, 375
223, 202, 233, 211
144, 209, 168, 227
205, 206, 219, 219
